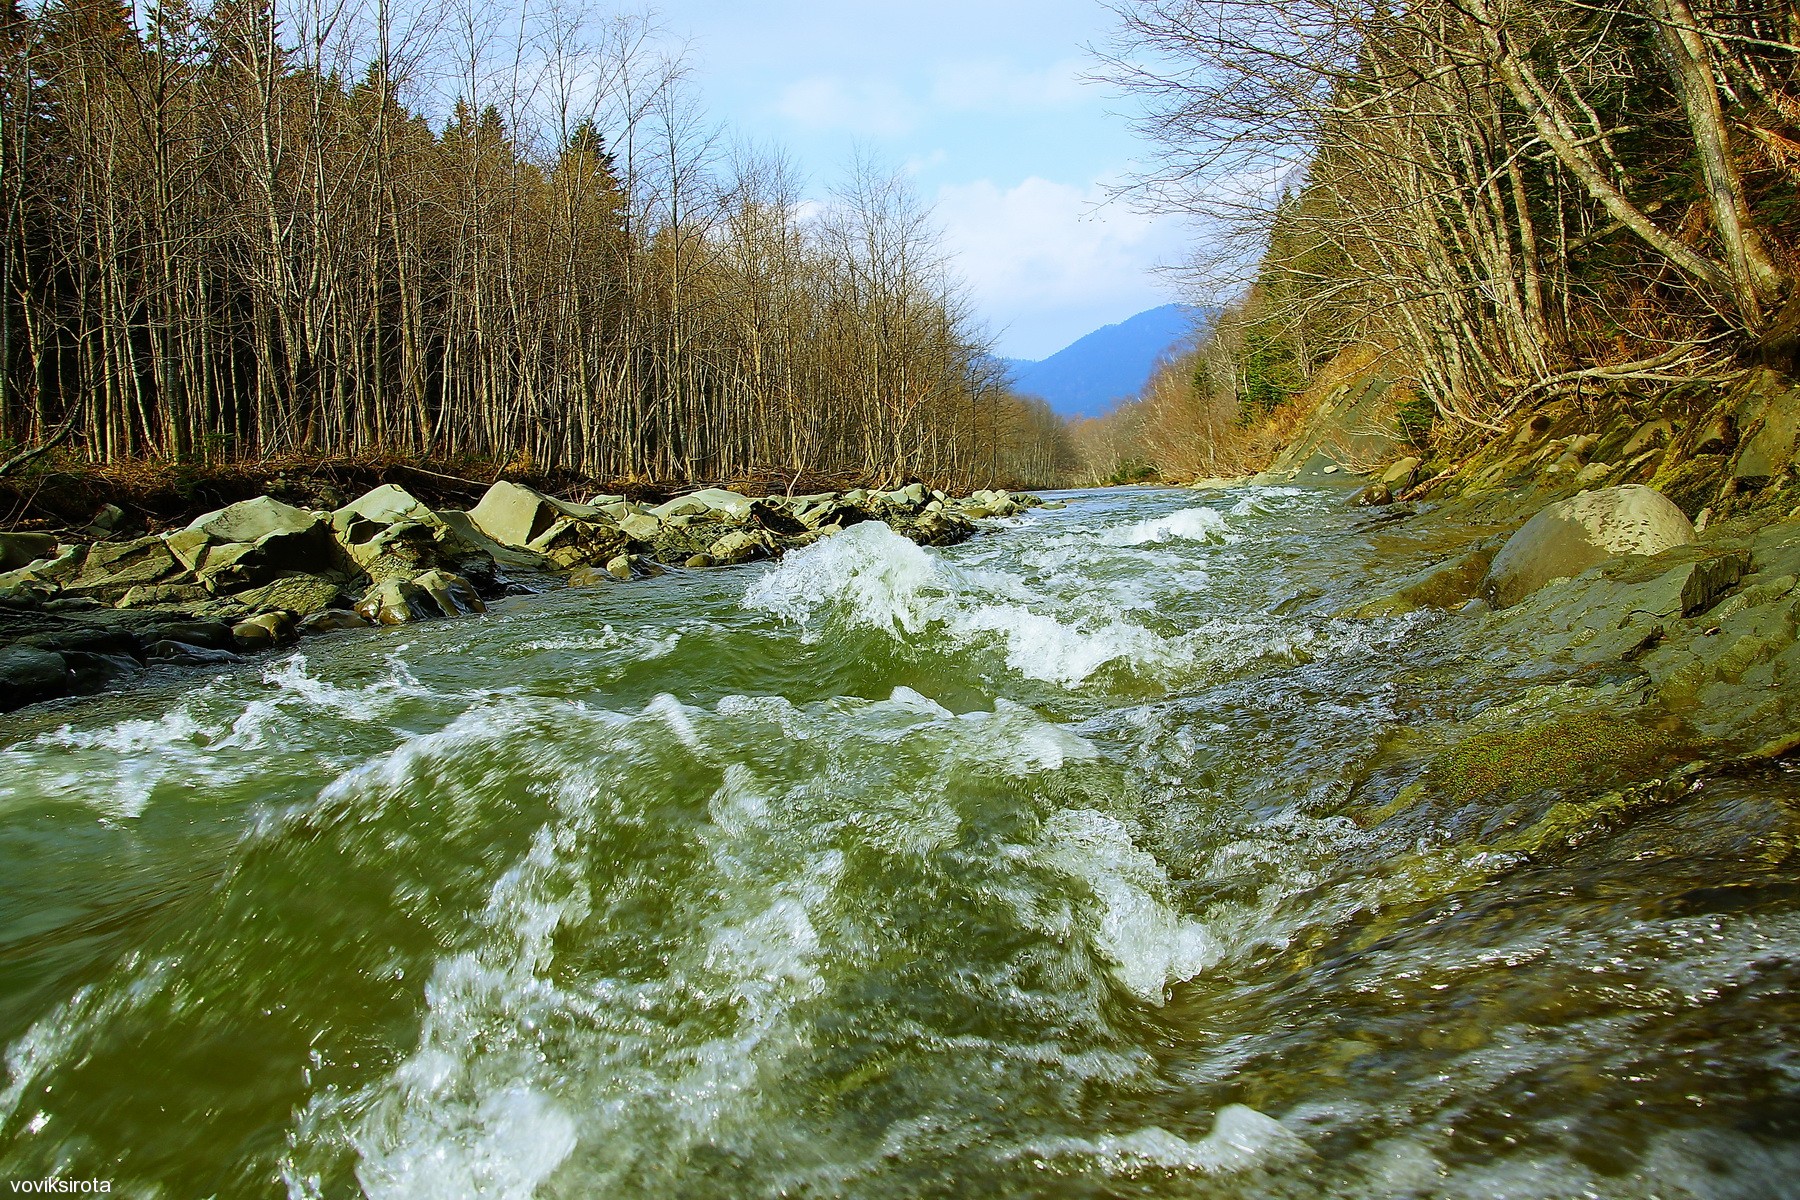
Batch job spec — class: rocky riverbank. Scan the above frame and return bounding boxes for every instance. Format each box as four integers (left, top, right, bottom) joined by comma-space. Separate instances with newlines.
1243, 362, 1800, 846
0, 481, 1048, 711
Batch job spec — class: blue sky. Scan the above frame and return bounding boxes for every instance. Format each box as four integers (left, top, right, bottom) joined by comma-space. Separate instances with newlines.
652, 0, 1193, 360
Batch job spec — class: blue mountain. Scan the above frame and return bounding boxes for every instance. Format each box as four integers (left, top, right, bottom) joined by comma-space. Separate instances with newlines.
1004, 304, 1212, 420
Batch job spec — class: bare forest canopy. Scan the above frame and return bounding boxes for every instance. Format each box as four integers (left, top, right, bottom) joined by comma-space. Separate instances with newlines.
1075, 0, 1800, 483
0, 0, 1077, 490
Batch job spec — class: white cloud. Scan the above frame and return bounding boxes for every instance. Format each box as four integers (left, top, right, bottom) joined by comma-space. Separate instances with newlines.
933, 176, 1192, 358
772, 58, 1089, 139
928, 59, 1088, 112
773, 77, 921, 136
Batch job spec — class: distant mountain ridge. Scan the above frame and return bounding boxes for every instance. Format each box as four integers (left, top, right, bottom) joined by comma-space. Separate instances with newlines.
1004, 304, 1213, 420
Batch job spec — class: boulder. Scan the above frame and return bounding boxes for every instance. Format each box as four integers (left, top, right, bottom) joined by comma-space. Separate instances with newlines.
412, 569, 485, 615
527, 516, 631, 571
749, 500, 807, 536
331, 485, 492, 588
174, 496, 342, 591
618, 511, 662, 542
1354, 483, 1393, 507
1350, 548, 1494, 618
605, 554, 635, 580
0, 532, 57, 571
297, 608, 374, 636
231, 612, 291, 649
468, 481, 603, 548
0, 645, 71, 710
1379, 457, 1422, 487
436, 509, 553, 573
652, 488, 753, 522
1483, 485, 1695, 608
356, 579, 433, 625
708, 529, 772, 565
684, 553, 715, 568
145, 639, 239, 665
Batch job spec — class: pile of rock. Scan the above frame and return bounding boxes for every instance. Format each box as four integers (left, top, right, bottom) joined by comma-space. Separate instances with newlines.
0, 480, 1040, 710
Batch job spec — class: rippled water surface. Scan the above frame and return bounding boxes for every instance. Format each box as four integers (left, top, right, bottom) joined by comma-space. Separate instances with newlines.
3, 486, 1798, 1198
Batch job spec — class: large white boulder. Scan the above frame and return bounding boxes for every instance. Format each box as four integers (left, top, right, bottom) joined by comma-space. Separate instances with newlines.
1484, 484, 1695, 608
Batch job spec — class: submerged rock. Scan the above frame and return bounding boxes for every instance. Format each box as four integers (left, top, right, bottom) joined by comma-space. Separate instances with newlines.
1484, 485, 1694, 608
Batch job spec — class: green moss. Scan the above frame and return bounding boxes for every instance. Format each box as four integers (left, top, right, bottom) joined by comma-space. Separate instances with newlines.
1433, 714, 1664, 806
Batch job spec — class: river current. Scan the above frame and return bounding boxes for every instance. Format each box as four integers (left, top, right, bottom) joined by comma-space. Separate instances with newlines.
2, 485, 1798, 1198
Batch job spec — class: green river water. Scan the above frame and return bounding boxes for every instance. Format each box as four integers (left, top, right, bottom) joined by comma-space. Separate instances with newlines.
2, 484, 1798, 1198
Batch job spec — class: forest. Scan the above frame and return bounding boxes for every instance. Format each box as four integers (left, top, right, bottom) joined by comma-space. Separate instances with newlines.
0, 0, 1075, 490
1075, 0, 1800, 482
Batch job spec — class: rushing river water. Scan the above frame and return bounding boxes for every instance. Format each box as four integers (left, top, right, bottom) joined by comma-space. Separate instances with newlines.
2, 485, 1799, 1199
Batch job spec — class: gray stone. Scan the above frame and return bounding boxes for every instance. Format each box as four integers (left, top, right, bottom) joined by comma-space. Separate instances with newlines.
469, 481, 603, 548
652, 488, 754, 522
1379, 457, 1422, 487
1733, 394, 1800, 486
619, 512, 662, 542
1484, 485, 1696, 608
187, 495, 319, 545
116, 582, 211, 609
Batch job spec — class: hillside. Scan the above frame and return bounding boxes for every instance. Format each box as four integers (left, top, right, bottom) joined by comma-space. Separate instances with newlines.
1005, 304, 1211, 420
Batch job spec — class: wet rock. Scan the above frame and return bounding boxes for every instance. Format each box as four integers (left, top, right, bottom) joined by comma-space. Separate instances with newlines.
356, 579, 433, 625
297, 608, 373, 636
1351, 547, 1494, 617
1379, 457, 1422, 487
231, 611, 292, 649
1355, 483, 1393, 507
61, 650, 138, 693
0, 645, 71, 710
684, 554, 715, 568
129, 617, 235, 650
145, 639, 239, 665
527, 515, 632, 571
1484, 485, 1695, 608
413, 569, 485, 615
0, 532, 57, 571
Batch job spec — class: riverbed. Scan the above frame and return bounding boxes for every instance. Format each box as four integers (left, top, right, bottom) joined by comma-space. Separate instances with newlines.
2, 485, 1797, 1198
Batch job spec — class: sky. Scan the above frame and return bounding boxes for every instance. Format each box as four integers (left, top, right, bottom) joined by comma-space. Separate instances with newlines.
650, 0, 1194, 361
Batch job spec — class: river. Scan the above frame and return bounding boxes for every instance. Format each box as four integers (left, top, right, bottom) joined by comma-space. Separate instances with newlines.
2, 485, 1797, 1198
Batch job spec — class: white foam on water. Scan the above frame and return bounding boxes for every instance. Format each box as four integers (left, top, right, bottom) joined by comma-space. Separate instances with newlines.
1114, 506, 1236, 546
1, 653, 452, 818
519, 623, 681, 661
1027, 1105, 1304, 1174
1038, 809, 1219, 1004
744, 522, 1208, 688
